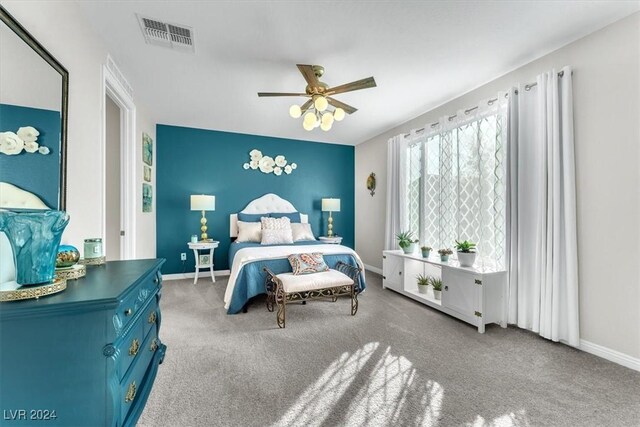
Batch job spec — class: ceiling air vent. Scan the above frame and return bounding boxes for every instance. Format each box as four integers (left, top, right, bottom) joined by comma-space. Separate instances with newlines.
136, 14, 195, 53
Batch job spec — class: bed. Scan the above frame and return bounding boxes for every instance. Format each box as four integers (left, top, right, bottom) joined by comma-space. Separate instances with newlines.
224, 193, 366, 314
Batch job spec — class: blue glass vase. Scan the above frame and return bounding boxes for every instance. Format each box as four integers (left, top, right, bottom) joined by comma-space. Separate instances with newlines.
0, 210, 70, 285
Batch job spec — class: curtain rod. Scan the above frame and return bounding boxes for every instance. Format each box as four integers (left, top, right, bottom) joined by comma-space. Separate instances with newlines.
404, 70, 567, 137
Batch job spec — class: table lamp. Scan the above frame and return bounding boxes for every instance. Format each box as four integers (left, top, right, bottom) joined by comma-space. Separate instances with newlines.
190, 195, 215, 241
321, 198, 340, 237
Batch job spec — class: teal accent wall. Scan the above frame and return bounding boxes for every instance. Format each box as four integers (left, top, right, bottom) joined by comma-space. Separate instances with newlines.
0, 103, 61, 209
156, 125, 355, 274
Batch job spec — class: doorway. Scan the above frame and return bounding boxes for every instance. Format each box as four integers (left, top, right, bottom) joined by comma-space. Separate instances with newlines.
104, 94, 122, 261
102, 57, 136, 260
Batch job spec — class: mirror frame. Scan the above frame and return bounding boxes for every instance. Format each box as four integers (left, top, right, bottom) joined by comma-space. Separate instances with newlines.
0, 5, 69, 210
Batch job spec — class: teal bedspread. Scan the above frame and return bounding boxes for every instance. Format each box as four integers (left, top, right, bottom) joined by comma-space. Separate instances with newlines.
227, 242, 365, 314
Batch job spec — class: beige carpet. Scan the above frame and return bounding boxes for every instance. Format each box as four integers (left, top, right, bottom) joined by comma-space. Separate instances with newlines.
138, 272, 640, 427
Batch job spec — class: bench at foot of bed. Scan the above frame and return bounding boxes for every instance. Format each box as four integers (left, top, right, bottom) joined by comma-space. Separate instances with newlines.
263, 261, 361, 328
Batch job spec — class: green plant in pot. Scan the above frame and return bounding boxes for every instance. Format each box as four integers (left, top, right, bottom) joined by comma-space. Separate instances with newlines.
420, 245, 432, 258
438, 248, 452, 262
396, 231, 418, 254
430, 276, 443, 300
455, 240, 477, 267
416, 273, 430, 294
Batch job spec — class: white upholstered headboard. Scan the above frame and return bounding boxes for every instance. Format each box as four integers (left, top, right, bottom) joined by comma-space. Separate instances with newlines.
1, 182, 51, 284
229, 193, 308, 238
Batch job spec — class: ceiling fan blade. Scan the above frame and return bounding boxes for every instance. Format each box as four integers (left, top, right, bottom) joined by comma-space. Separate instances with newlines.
326, 77, 376, 96
300, 99, 313, 113
296, 64, 321, 88
327, 97, 358, 114
257, 92, 308, 97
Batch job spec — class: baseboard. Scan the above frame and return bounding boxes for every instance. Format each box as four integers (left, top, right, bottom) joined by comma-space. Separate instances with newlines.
580, 339, 640, 372
162, 270, 230, 281
364, 264, 382, 275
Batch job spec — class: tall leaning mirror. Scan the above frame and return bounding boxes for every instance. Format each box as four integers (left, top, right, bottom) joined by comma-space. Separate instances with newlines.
0, 5, 68, 210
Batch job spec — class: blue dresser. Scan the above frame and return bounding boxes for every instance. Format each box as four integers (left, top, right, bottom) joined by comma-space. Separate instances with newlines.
0, 259, 166, 426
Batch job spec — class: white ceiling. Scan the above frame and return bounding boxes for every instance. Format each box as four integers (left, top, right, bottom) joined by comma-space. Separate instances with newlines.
77, 1, 639, 145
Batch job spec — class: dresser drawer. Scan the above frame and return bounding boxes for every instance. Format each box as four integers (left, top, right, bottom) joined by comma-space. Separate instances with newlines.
143, 299, 159, 338
120, 327, 159, 423
116, 270, 160, 332
117, 316, 145, 381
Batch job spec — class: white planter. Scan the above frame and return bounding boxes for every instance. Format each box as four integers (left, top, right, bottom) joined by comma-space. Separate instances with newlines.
457, 251, 477, 267
417, 285, 429, 294
433, 289, 441, 300
402, 243, 417, 254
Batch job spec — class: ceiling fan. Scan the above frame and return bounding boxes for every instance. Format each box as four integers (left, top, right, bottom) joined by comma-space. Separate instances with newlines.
258, 64, 377, 131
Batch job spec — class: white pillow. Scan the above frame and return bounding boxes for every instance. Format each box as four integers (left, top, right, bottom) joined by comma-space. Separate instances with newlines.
261, 228, 293, 245
236, 221, 262, 242
291, 223, 316, 242
261, 216, 291, 230
261, 216, 293, 245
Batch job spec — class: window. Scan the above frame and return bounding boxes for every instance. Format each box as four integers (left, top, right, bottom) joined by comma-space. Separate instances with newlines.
405, 103, 507, 266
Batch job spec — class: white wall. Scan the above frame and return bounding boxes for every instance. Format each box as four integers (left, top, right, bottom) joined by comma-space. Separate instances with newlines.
1, 0, 156, 259
356, 13, 640, 360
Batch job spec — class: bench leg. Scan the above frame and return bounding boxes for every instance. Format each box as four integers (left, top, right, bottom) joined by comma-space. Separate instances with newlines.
351, 286, 358, 316
276, 300, 285, 328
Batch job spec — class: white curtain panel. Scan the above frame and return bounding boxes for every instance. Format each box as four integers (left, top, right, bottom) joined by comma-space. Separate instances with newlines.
506, 66, 580, 347
404, 97, 508, 267
384, 134, 408, 250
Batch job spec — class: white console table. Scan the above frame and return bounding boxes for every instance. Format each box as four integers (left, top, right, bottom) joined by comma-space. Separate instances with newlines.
382, 250, 507, 333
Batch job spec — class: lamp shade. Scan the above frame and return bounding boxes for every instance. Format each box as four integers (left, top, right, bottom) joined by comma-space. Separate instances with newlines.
321, 198, 340, 212
190, 195, 215, 211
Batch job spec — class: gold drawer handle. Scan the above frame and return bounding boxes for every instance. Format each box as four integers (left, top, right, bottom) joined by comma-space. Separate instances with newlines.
148, 311, 157, 324
150, 338, 158, 352
124, 308, 132, 316
125, 381, 136, 403
128, 338, 140, 357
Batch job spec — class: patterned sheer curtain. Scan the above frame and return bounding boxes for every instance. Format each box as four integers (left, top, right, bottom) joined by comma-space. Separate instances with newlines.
405, 94, 507, 266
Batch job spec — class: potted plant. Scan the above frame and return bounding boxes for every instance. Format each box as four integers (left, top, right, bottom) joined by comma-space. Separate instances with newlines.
416, 274, 430, 294
430, 277, 443, 300
420, 245, 432, 258
396, 231, 418, 254
438, 248, 452, 262
455, 239, 477, 267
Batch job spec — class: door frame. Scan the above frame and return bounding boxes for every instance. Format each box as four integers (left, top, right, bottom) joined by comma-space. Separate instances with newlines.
101, 58, 136, 259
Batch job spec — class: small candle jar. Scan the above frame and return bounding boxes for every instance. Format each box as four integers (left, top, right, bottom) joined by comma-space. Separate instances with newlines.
84, 238, 103, 259
190, 234, 198, 243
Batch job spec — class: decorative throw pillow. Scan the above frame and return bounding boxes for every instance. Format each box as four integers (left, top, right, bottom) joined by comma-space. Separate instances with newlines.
288, 253, 330, 275
260, 216, 293, 245
261, 229, 294, 245
261, 216, 291, 230
269, 212, 301, 223
236, 221, 262, 242
238, 213, 266, 222
291, 223, 316, 242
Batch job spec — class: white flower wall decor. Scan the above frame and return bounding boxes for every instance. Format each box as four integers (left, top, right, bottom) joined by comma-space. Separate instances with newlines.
0, 126, 49, 156
243, 149, 298, 176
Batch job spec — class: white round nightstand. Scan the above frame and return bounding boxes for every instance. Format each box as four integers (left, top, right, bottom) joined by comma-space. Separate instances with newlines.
319, 236, 343, 244
188, 241, 219, 284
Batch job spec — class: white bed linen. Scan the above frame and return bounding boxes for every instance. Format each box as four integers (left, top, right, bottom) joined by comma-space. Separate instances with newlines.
224, 244, 365, 309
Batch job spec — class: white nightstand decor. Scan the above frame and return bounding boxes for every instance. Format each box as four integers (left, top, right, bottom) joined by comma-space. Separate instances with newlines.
188, 241, 219, 284
321, 198, 340, 237
319, 236, 342, 244
190, 194, 215, 241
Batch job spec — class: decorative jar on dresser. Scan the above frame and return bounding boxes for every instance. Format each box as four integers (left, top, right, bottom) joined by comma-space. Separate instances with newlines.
0, 259, 166, 426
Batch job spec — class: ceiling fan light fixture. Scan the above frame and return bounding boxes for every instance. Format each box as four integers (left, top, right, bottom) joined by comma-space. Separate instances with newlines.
322, 112, 334, 125
334, 108, 345, 121
303, 112, 316, 125
289, 104, 302, 118
303, 121, 314, 131
320, 121, 332, 132
314, 96, 329, 112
